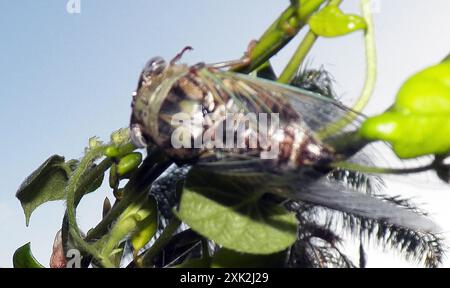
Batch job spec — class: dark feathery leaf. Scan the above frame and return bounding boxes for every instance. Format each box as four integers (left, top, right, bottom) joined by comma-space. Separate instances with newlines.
325, 161, 444, 267
285, 172, 445, 268
290, 66, 337, 99
318, 205, 444, 268
287, 211, 356, 268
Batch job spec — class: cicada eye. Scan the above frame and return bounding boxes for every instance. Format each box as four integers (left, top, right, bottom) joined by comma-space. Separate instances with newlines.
142, 56, 166, 76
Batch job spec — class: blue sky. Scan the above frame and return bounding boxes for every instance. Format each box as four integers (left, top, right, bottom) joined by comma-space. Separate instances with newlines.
1, 0, 449, 267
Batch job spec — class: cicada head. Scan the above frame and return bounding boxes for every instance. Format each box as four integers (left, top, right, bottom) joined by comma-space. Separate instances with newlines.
136, 57, 167, 91
130, 57, 190, 150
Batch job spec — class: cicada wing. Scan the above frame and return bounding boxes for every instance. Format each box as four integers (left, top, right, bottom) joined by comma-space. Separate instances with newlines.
282, 178, 440, 233
196, 69, 367, 161
210, 71, 365, 134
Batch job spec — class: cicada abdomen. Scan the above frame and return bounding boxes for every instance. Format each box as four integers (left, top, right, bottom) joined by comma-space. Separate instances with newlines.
130, 57, 336, 168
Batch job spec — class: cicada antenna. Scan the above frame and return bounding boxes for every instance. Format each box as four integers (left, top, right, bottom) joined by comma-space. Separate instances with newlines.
170, 46, 194, 64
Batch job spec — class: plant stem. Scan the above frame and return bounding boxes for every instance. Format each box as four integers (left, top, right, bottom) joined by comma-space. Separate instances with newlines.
318, 0, 376, 138
66, 146, 106, 259
233, 0, 327, 74
351, 0, 376, 113
96, 195, 147, 265
86, 195, 132, 241
278, 30, 318, 83
138, 217, 182, 267
86, 157, 172, 241
278, 0, 344, 83
325, 130, 371, 158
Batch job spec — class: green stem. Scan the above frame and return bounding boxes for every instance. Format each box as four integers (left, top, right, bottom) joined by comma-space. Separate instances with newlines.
86, 157, 172, 241
325, 130, 371, 158
96, 195, 148, 264
86, 194, 133, 241
233, 0, 327, 73
278, 0, 343, 83
318, 0, 376, 138
278, 30, 318, 83
66, 146, 106, 260
138, 217, 182, 267
351, 0, 376, 113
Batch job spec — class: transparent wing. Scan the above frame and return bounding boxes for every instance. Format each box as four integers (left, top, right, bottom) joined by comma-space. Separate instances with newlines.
198, 69, 365, 135
285, 178, 439, 233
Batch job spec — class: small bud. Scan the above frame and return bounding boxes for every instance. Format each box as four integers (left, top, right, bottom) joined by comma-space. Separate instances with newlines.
111, 128, 130, 146
109, 164, 119, 189
103, 197, 112, 219
117, 152, 143, 176
88, 136, 103, 150
104, 146, 120, 158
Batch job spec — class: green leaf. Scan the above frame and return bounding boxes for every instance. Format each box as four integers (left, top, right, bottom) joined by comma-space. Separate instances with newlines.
13, 243, 45, 268
177, 168, 298, 255
309, 6, 367, 37
211, 248, 286, 268
16, 155, 104, 226
16, 155, 72, 226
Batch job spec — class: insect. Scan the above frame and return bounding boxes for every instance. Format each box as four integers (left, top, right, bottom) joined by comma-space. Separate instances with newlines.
130, 47, 439, 233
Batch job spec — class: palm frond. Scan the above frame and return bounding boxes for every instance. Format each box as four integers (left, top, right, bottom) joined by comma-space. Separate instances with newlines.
287, 211, 356, 268
286, 164, 445, 268
290, 65, 337, 99
288, 195, 445, 268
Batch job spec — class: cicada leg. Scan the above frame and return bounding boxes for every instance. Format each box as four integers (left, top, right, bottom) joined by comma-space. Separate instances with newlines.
170, 46, 194, 65
206, 40, 258, 70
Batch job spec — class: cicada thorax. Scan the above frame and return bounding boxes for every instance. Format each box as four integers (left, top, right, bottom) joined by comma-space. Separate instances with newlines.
131, 63, 335, 168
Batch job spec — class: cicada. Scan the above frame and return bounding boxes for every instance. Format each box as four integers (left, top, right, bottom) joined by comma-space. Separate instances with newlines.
130, 48, 439, 233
